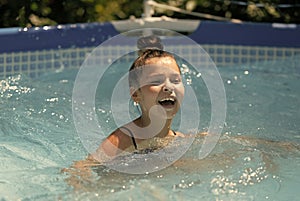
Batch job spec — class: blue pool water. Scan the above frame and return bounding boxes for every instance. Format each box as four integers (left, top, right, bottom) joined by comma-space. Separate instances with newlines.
0, 55, 299, 200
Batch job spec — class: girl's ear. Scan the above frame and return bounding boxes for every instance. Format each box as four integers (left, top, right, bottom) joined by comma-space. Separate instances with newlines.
130, 87, 140, 102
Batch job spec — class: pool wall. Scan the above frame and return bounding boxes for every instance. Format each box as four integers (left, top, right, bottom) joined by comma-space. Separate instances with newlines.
0, 20, 299, 78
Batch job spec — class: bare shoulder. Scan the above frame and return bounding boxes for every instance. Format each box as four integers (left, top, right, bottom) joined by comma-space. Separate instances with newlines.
100, 128, 134, 156
174, 131, 185, 137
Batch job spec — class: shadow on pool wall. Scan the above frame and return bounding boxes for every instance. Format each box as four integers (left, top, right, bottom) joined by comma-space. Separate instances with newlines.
0, 20, 299, 78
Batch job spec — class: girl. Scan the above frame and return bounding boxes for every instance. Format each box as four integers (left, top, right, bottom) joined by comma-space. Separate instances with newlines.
62, 35, 186, 183
96, 35, 185, 158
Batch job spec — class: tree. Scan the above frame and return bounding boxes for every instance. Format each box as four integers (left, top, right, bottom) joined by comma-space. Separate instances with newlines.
0, 0, 299, 28
0, 0, 144, 28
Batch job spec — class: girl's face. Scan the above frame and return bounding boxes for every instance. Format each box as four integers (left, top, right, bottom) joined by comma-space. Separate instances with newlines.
132, 56, 184, 119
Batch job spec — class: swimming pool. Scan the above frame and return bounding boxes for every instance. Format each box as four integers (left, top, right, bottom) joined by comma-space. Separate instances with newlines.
1, 53, 299, 200
0, 22, 300, 200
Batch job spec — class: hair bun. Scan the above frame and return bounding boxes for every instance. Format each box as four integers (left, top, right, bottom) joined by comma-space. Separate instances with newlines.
137, 35, 164, 51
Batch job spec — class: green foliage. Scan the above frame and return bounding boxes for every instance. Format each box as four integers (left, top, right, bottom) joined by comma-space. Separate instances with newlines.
0, 0, 299, 28
0, 0, 144, 27
189, 0, 300, 23
153, 0, 299, 23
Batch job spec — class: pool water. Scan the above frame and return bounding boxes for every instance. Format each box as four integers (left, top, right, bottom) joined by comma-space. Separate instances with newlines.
0, 55, 299, 200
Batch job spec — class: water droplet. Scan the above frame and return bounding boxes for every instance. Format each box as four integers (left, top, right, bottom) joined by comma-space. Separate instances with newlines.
43, 26, 50, 31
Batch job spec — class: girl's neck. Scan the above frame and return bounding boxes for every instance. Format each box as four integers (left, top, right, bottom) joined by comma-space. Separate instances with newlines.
138, 115, 173, 138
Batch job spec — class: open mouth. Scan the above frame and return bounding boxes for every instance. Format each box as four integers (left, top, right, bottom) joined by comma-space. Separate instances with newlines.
158, 97, 176, 107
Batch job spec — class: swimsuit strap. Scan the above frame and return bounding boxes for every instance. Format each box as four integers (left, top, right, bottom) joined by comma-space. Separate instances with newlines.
120, 126, 138, 150
119, 127, 177, 150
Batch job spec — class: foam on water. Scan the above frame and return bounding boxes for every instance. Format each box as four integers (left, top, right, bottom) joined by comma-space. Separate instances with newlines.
0, 56, 299, 200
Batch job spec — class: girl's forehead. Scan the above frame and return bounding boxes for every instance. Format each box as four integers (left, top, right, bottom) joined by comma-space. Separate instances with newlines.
144, 57, 180, 73
140, 64, 180, 76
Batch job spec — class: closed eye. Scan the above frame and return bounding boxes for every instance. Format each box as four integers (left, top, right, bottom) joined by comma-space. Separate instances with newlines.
149, 80, 163, 85
171, 75, 182, 84
171, 78, 181, 84
146, 76, 164, 85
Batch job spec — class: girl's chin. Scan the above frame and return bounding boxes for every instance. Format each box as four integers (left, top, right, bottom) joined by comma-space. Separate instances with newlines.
154, 110, 177, 120
146, 104, 178, 119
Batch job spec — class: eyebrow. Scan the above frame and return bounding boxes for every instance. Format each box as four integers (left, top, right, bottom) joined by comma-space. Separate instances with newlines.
147, 72, 181, 77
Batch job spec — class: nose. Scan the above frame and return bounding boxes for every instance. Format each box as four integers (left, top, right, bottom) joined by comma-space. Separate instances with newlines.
163, 86, 172, 93
162, 80, 174, 93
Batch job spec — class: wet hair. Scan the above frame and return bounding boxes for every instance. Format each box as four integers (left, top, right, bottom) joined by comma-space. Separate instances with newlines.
129, 35, 177, 88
